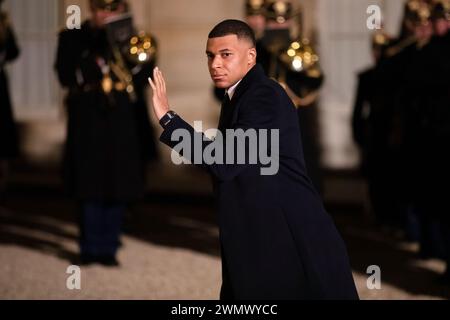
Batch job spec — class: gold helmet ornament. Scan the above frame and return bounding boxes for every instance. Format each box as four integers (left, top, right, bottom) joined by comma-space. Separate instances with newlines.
404, 0, 431, 26
276, 38, 323, 107
264, 0, 293, 24
372, 31, 391, 50
431, 0, 450, 20
280, 38, 320, 75
245, 0, 265, 16
127, 31, 157, 65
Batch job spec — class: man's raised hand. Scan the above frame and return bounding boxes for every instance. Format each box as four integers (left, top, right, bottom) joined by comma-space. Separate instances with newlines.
148, 67, 170, 121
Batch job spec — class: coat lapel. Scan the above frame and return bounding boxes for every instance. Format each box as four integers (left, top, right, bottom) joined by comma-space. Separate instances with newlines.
225, 64, 265, 128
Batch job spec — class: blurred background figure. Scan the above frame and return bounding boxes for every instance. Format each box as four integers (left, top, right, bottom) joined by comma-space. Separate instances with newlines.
397, 0, 440, 258
408, 0, 450, 282
351, 28, 397, 230
430, 0, 450, 284
54, 0, 159, 266
259, 0, 325, 194
352, 31, 391, 166
352, 1, 450, 285
353, 0, 433, 236
0, 0, 20, 201
351, 30, 391, 223
245, 0, 266, 39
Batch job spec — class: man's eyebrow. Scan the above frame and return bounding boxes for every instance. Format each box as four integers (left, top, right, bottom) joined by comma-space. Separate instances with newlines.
205, 49, 233, 54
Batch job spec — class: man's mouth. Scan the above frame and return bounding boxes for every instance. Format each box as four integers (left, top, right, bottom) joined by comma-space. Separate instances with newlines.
212, 75, 226, 81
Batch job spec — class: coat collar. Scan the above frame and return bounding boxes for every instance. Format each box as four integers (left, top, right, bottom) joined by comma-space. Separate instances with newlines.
229, 64, 265, 104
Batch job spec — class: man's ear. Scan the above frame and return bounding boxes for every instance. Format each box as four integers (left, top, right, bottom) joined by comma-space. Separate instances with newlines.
248, 47, 257, 65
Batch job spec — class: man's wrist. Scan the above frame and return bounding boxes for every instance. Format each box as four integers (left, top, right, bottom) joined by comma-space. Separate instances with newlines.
159, 110, 178, 129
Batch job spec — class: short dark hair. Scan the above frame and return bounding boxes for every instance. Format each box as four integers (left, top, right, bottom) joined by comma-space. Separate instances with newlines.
208, 19, 256, 48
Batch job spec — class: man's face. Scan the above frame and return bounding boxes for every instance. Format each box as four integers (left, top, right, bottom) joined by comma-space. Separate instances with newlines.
206, 34, 256, 89
246, 15, 266, 35
91, 5, 125, 28
415, 22, 433, 41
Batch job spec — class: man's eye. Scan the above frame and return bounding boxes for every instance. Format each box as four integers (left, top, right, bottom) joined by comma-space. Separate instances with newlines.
222, 53, 232, 57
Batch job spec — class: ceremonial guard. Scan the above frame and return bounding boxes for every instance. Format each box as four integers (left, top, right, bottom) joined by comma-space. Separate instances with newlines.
352, 31, 393, 226
55, 0, 159, 265
408, 0, 450, 278
361, 1, 432, 233
258, 0, 325, 193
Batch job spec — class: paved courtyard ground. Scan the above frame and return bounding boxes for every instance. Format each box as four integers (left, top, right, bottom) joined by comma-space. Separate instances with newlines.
1, 166, 449, 300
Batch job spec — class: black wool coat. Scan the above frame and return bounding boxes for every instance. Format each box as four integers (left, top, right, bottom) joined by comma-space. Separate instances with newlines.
160, 64, 358, 300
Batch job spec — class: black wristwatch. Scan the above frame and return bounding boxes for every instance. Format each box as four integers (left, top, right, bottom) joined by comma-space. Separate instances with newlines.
159, 110, 178, 129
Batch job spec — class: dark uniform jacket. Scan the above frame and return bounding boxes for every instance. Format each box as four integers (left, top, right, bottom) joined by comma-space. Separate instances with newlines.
55, 21, 158, 202
407, 32, 450, 215
258, 29, 325, 193
160, 64, 358, 300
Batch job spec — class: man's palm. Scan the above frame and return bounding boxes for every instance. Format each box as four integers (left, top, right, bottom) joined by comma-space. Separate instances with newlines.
148, 67, 170, 121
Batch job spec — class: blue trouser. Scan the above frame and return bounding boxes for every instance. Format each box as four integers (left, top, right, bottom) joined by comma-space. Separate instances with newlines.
79, 201, 124, 257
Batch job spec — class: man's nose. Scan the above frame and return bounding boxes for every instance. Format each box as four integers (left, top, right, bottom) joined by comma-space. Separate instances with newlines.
211, 56, 222, 69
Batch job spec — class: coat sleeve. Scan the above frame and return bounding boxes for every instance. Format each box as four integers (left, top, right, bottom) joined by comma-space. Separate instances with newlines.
159, 84, 280, 182
54, 30, 81, 88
